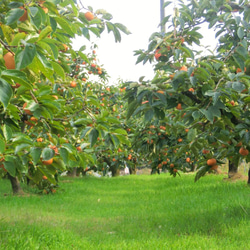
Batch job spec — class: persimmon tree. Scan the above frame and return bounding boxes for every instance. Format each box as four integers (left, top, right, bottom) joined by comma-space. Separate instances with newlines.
0, 0, 131, 194
124, 0, 250, 183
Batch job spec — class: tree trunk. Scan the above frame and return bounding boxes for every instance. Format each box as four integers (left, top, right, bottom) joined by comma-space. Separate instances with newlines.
129, 165, 136, 175
67, 167, 77, 177
248, 168, 250, 185
228, 160, 238, 178
110, 166, 119, 177
8, 174, 23, 195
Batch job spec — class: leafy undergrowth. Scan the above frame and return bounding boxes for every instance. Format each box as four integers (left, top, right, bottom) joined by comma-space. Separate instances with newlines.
0, 174, 250, 249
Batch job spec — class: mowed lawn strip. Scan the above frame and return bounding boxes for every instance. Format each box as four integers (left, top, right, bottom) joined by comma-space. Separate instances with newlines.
0, 174, 250, 249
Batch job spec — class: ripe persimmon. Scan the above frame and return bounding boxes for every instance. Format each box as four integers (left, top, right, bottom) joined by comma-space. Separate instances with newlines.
42, 158, 53, 165
239, 147, 249, 156
207, 158, 217, 166
169, 74, 175, 79
170, 163, 174, 168
176, 103, 182, 110
19, 7, 28, 22
70, 81, 77, 87
23, 102, 32, 115
157, 90, 165, 94
230, 100, 235, 106
61, 44, 68, 52
154, 49, 161, 60
85, 12, 94, 21
3, 52, 15, 69
211, 165, 218, 170
236, 67, 246, 73
202, 149, 210, 154
42, 176, 48, 180
186, 157, 191, 163
180, 65, 188, 71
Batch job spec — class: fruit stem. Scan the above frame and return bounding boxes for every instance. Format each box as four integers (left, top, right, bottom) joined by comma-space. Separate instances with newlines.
0, 38, 15, 55
30, 90, 39, 103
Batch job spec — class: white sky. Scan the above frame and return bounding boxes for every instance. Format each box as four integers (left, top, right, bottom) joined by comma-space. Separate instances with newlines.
73, 1, 217, 85
73, 0, 160, 84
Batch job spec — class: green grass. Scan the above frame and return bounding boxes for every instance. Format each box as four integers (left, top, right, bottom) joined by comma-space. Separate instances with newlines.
0, 174, 250, 249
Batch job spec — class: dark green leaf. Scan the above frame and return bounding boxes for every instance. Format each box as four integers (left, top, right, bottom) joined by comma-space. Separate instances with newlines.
3, 161, 16, 177
0, 139, 5, 154
15, 44, 36, 70
0, 78, 12, 109
5, 8, 24, 25
58, 147, 69, 164
89, 128, 99, 147
1, 70, 33, 89
41, 147, 55, 161
30, 147, 42, 165
237, 27, 244, 39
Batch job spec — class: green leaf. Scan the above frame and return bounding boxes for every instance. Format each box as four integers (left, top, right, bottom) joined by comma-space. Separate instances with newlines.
61, 144, 76, 154
208, 106, 221, 118
11, 33, 26, 46
41, 147, 55, 161
15, 44, 36, 70
82, 27, 90, 40
116, 134, 131, 146
111, 134, 120, 147
232, 81, 245, 92
89, 128, 99, 147
187, 128, 197, 141
145, 109, 154, 122
115, 23, 131, 35
30, 147, 42, 165
127, 100, 139, 119
0, 78, 12, 109
69, 0, 78, 16
54, 16, 75, 37
1, 70, 33, 89
233, 54, 245, 70
38, 26, 52, 41
3, 124, 12, 141
78, 51, 89, 63
58, 147, 69, 164
15, 143, 31, 154
195, 166, 209, 182
0, 139, 5, 153
113, 128, 127, 135
5, 8, 24, 25
237, 27, 244, 39
3, 161, 16, 177
51, 61, 65, 80
38, 166, 57, 184
200, 108, 213, 123
89, 27, 101, 37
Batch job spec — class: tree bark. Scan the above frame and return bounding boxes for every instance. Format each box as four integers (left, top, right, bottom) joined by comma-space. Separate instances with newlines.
67, 167, 77, 177
110, 166, 120, 177
228, 160, 238, 178
248, 168, 250, 185
8, 174, 23, 195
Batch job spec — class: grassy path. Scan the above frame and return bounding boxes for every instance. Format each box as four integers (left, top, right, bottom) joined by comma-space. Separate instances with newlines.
0, 174, 250, 249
